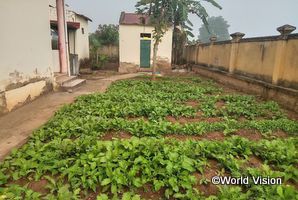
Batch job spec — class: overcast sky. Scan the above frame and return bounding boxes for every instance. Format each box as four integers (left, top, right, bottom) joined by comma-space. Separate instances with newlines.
65, 0, 298, 38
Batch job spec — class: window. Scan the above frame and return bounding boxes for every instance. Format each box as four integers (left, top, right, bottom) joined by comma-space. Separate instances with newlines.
82, 28, 85, 34
51, 29, 59, 50
140, 33, 151, 38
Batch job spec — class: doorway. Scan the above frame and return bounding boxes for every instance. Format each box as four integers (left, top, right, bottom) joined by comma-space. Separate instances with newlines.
140, 40, 151, 68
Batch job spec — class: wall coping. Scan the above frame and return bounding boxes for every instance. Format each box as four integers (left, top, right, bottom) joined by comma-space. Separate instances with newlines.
187, 33, 298, 47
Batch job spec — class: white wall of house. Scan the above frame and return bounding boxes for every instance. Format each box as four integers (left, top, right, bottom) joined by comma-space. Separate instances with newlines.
119, 24, 173, 72
49, 3, 90, 73
75, 15, 90, 61
0, 0, 53, 113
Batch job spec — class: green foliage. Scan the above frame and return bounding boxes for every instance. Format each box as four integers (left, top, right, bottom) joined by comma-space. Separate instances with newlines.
0, 76, 297, 199
93, 24, 119, 46
199, 16, 230, 43
0, 185, 41, 200
89, 24, 118, 69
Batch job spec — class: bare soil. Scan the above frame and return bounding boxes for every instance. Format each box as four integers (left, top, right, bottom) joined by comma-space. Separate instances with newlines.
234, 129, 264, 141
271, 131, 288, 138
101, 132, 133, 141
28, 179, 49, 194
215, 100, 226, 109
166, 116, 202, 124
185, 100, 199, 108
165, 116, 222, 124
137, 184, 165, 200
166, 132, 225, 141
9, 177, 49, 195
193, 160, 224, 197
244, 156, 263, 168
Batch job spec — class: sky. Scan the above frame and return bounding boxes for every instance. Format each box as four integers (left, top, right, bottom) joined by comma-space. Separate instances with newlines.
65, 0, 298, 38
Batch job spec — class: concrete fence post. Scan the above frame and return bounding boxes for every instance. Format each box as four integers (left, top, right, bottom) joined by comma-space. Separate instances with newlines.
208, 36, 217, 67
272, 24, 296, 85
229, 32, 245, 73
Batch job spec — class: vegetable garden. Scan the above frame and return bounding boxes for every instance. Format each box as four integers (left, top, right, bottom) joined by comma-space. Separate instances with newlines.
0, 76, 297, 200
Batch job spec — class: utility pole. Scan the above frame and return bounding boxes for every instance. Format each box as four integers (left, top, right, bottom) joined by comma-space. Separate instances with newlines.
56, 0, 68, 74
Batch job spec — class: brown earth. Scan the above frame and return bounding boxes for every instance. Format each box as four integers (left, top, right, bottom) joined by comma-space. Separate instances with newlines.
193, 160, 224, 197
234, 129, 264, 141
215, 100, 226, 109
137, 184, 165, 200
165, 116, 222, 124
244, 156, 263, 168
101, 132, 133, 141
166, 132, 225, 141
185, 101, 199, 108
9, 177, 49, 195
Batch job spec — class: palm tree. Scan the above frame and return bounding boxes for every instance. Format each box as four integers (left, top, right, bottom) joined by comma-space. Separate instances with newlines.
136, 0, 222, 80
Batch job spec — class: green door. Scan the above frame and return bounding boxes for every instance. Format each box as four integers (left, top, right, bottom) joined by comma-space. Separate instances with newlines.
140, 40, 151, 68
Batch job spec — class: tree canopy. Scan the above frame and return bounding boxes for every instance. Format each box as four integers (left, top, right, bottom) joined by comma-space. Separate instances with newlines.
199, 16, 230, 43
90, 24, 119, 47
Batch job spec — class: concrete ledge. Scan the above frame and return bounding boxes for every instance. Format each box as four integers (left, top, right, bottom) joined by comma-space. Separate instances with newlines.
0, 79, 53, 116
191, 65, 298, 113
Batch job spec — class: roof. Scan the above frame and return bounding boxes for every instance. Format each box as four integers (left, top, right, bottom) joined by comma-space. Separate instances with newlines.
119, 12, 150, 26
49, 4, 92, 22
74, 12, 93, 22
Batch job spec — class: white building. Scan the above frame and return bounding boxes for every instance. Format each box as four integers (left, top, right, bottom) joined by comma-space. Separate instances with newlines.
0, 0, 91, 115
49, 0, 92, 74
0, 0, 53, 114
119, 12, 173, 73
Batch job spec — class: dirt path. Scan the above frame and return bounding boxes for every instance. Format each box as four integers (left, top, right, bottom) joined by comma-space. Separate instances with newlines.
0, 73, 140, 160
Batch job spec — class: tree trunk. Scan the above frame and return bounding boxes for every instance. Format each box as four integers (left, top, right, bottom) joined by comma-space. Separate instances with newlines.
152, 41, 159, 81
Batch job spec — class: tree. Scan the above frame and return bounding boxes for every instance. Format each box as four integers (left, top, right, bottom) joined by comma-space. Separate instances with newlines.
199, 16, 230, 43
94, 24, 119, 46
88, 24, 119, 68
136, 0, 221, 80
89, 33, 101, 65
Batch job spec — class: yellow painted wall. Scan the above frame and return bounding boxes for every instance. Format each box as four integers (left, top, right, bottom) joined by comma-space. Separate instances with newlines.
210, 44, 231, 70
235, 41, 277, 78
197, 46, 209, 64
280, 39, 298, 83
184, 37, 298, 89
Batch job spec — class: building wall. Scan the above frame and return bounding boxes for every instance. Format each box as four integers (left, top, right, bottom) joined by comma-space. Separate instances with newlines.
75, 16, 90, 61
49, 3, 90, 72
184, 35, 298, 90
49, 0, 76, 22
0, 0, 53, 115
280, 39, 298, 88
119, 25, 173, 73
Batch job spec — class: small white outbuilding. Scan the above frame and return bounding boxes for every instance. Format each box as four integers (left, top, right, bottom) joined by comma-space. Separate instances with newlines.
119, 12, 173, 73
